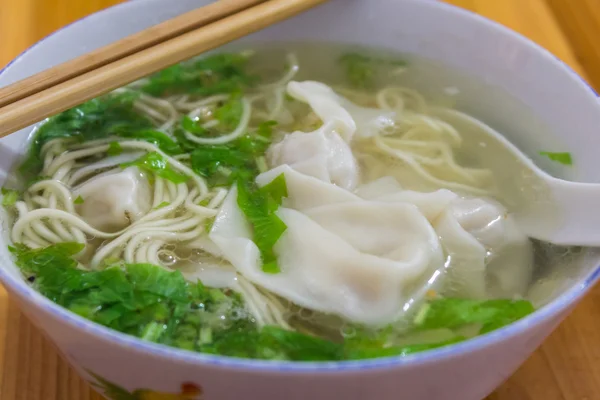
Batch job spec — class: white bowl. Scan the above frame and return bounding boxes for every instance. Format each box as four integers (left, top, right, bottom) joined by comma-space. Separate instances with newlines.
1, 1, 600, 399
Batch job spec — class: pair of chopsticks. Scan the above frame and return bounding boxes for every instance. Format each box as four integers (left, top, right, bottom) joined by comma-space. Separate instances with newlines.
0, 0, 328, 138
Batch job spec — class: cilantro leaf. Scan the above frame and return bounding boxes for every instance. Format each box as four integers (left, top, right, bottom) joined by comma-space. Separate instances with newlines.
539, 151, 573, 166
122, 152, 188, 184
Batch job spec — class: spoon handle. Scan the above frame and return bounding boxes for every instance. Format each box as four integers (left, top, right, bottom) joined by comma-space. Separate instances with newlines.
516, 178, 600, 246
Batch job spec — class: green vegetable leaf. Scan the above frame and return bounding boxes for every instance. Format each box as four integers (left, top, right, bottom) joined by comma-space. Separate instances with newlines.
181, 116, 208, 136
201, 325, 344, 361
74, 195, 84, 205
339, 53, 374, 88
345, 336, 465, 360
20, 92, 152, 176
187, 118, 285, 273
190, 145, 247, 184
215, 95, 243, 130
141, 53, 258, 97
10, 243, 247, 348
539, 151, 573, 166
236, 175, 288, 274
413, 298, 535, 334
107, 141, 123, 156
255, 120, 277, 139
10, 244, 536, 361
339, 52, 406, 88
1, 188, 19, 207
261, 173, 288, 212
126, 263, 188, 302
118, 130, 183, 155
122, 152, 188, 184
9, 242, 85, 301
257, 326, 344, 361
188, 120, 276, 186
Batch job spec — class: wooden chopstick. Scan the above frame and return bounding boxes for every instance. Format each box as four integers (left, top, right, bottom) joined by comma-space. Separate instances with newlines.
0, 0, 328, 138
0, 0, 266, 109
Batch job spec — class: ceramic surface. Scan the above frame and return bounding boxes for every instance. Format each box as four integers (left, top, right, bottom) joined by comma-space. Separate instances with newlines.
1, 1, 599, 399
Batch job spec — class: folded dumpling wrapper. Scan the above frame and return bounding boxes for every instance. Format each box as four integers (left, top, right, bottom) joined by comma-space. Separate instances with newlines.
268, 81, 397, 191
211, 166, 444, 326
287, 81, 396, 141
268, 129, 358, 190
210, 81, 533, 326
73, 167, 152, 232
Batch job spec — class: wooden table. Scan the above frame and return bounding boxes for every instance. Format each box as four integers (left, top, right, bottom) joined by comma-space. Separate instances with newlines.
1, 0, 599, 399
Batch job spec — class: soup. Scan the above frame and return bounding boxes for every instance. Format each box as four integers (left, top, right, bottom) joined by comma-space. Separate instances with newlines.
0, 44, 583, 361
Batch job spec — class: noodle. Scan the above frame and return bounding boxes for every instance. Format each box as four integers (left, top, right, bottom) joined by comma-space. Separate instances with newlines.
4, 47, 539, 352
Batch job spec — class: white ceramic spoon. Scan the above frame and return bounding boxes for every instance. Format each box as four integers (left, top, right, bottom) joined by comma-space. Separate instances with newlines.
433, 108, 600, 247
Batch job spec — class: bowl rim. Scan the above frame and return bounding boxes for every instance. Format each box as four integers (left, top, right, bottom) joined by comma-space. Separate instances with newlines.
1, 0, 599, 373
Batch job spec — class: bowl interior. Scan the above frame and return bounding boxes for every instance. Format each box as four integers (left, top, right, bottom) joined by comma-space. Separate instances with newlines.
0, 0, 599, 361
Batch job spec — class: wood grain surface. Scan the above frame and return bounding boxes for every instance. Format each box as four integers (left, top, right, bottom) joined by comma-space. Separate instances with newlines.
0, 0, 599, 399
